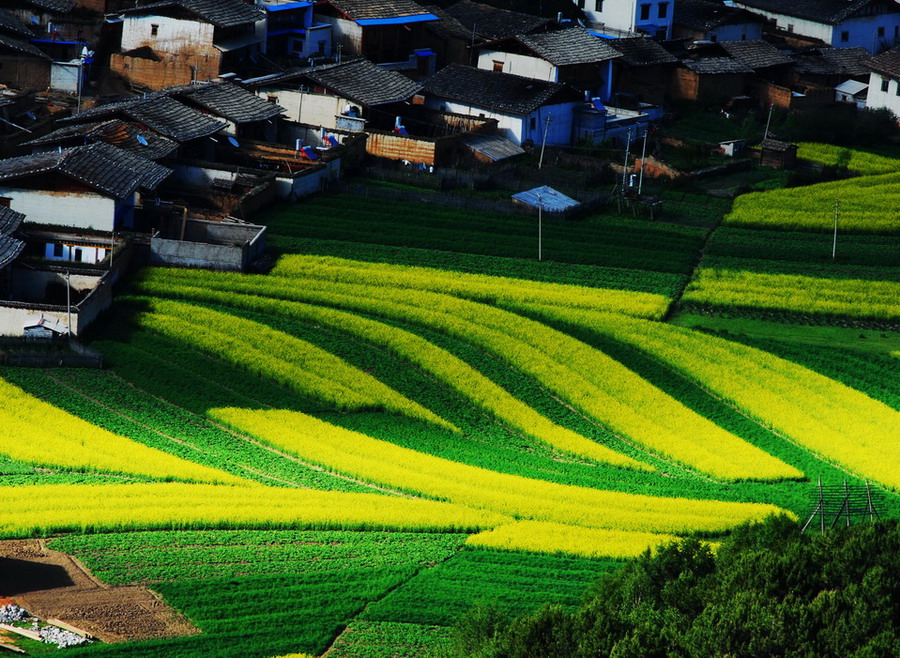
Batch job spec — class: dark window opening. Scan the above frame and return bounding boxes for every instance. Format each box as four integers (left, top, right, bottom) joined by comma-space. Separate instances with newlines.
639, 4, 650, 20
658, 3, 668, 19
840, 30, 849, 42
151, 23, 159, 37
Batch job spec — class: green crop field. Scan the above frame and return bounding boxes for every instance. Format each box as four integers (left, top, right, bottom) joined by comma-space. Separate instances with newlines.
1, 147, 898, 656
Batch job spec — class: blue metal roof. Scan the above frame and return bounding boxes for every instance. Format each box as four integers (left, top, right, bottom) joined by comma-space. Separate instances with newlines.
356, 13, 438, 26
512, 185, 581, 213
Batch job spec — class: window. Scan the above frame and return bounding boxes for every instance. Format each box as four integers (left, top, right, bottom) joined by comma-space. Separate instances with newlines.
787, 24, 794, 33
596, 0, 603, 10
493, 60, 503, 72
895, 82, 900, 96
878, 26, 885, 37
895, 25, 899, 37
150, 23, 158, 37
741, 33, 747, 40
53, 243, 63, 258
639, 4, 650, 20
576, 0, 585, 8
530, 117, 536, 130
883, 78, 890, 92
658, 2, 668, 19
74, 248, 83, 262
316, 40, 326, 56
840, 30, 849, 42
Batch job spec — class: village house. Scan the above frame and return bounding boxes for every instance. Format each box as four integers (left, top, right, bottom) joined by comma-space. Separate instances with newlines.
0, 207, 26, 288
422, 63, 582, 146
863, 46, 900, 115
673, 0, 765, 43
109, 0, 264, 89
168, 82, 286, 141
475, 27, 621, 101
23, 119, 180, 160
669, 54, 753, 102
255, 0, 332, 65
0, 9, 52, 92
732, 0, 900, 54
607, 36, 678, 105
313, 0, 439, 72
789, 47, 873, 89
444, 0, 556, 40
578, 0, 675, 39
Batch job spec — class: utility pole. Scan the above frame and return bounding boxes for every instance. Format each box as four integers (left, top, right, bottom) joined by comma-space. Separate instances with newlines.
538, 115, 552, 169
622, 128, 633, 190
832, 200, 840, 260
764, 102, 774, 139
638, 128, 649, 195
537, 193, 543, 261
65, 269, 72, 336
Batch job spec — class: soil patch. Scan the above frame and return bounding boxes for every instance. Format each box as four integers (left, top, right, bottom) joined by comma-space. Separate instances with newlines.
0, 539, 200, 643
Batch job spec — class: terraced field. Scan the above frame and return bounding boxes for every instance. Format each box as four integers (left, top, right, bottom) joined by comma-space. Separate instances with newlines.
1, 150, 897, 656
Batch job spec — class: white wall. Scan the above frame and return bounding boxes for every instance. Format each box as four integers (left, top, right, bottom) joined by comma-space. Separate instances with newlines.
424, 97, 575, 145
865, 71, 900, 117
315, 15, 362, 57
476, 50, 558, 81
44, 242, 108, 264
254, 88, 347, 129
585, 0, 674, 38
0, 188, 116, 232
121, 15, 215, 53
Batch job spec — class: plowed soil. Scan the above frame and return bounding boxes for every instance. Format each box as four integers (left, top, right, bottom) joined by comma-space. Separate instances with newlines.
0, 539, 200, 643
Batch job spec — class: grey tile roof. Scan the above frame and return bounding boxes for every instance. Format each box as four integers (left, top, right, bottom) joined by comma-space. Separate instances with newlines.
0, 33, 50, 59
867, 46, 900, 78
176, 82, 285, 123
0, 206, 25, 236
278, 58, 422, 106
488, 27, 621, 66
0, 8, 35, 37
423, 63, 579, 115
734, 0, 892, 25
462, 132, 524, 161
120, 0, 263, 28
682, 56, 754, 74
609, 37, 678, 66
720, 40, 792, 69
793, 47, 872, 76
675, 0, 764, 31
0, 234, 25, 270
420, 4, 471, 41
0, 143, 171, 198
63, 94, 226, 142
445, 0, 552, 39
319, 0, 434, 20
23, 0, 74, 13
760, 138, 796, 151
24, 120, 179, 160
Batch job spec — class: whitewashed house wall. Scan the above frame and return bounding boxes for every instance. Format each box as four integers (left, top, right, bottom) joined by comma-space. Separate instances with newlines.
477, 50, 558, 81
121, 15, 215, 53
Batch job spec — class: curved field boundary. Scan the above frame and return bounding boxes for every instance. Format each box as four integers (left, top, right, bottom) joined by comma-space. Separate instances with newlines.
796, 143, 898, 175
133, 298, 454, 431
137, 268, 799, 482
514, 306, 900, 491
0, 484, 506, 538
136, 282, 645, 470
0, 377, 242, 485
212, 408, 791, 535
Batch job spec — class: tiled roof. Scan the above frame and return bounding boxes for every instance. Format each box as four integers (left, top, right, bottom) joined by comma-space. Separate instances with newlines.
280, 58, 423, 106
176, 82, 285, 123
720, 40, 792, 69
867, 46, 900, 78
609, 37, 678, 66
120, 0, 263, 28
423, 63, 578, 115
0, 8, 35, 37
420, 4, 471, 41
319, 0, 434, 20
0, 206, 25, 236
682, 57, 754, 74
733, 0, 891, 25
23, 0, 75, 13
462, 132, 524, 161
760, 138, 796, 151
0, 33, 49, 59
0, 143, 172, 198
63, 94, 226, 142
24, 120, 178, 160
490, 28, 621, 66
793, 47, 872, 76
445, 0, 552, 39
675, 0, 763, 31
0, 234, 25, 270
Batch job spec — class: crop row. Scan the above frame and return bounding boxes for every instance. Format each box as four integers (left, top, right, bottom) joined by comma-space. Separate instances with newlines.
0, 483, 505, 537
724, 172, 900, 233
132, 298, 453, 430
267, 236, 683, 296
141, 267, 797, 481
796, 143, 898, 175
272, 254, 670, 320
49, 529, 466, 585
361, 548, 619, 626
212, 407, 790, 535
0, 376, 238, 485
140, 282, 641, 469
327, 621, 453, 658
515, 306, 900, 491
682, 268, 900, 321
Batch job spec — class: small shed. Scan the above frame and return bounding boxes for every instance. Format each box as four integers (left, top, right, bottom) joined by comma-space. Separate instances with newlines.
758, 138, 798, 169
512, 185, 581, 213
834, 79, 868, 109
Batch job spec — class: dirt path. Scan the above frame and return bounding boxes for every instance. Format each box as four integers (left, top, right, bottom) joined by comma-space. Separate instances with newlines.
0, 539, 199, 643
